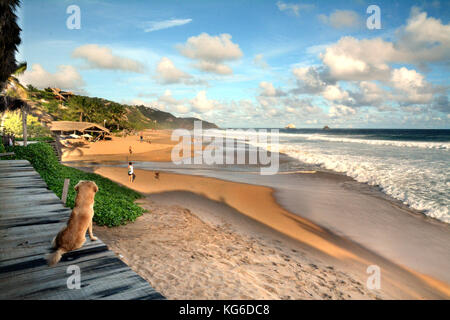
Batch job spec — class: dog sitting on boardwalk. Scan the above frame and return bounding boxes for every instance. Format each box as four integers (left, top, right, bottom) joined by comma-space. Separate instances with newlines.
47, 180, 99, 266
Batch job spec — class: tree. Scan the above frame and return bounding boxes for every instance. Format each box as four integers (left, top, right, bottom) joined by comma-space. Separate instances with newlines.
4, 62, 30, 145
2, 110, 51, 139
0, 0, 21, 91
109, 102, 126, 130
67, 95, 95, 122
0, 1, 29, 146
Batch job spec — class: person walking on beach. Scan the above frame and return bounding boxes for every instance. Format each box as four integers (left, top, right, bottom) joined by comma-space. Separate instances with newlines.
140, 133, 143, 143
129, 145, 132, 155
128, 162, 134, 183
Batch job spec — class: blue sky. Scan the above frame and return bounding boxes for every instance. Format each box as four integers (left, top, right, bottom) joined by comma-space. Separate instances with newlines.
17, 0, 450, 128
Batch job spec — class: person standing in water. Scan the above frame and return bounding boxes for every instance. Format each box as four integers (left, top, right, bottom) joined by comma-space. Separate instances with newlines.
128, 162, 134, 183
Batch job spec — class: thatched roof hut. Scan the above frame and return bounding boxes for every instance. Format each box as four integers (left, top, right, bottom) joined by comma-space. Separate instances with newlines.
49, 121, 110, 136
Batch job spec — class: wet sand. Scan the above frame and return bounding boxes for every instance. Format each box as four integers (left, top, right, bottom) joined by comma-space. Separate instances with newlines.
93, 167, 450, 299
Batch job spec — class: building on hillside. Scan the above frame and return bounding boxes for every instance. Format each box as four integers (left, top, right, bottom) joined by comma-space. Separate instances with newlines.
49, 121, 111, 141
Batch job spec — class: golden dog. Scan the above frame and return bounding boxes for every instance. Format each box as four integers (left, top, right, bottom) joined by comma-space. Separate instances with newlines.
47, 180, 98, 266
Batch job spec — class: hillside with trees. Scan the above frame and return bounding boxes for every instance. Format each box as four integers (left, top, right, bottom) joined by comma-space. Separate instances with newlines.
26, 86, 218, 132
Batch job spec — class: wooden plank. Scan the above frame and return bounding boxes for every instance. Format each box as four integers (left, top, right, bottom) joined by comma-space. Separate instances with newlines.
0, 160, 165, 300
61, 178, 70, 205
0, 152, 16, 157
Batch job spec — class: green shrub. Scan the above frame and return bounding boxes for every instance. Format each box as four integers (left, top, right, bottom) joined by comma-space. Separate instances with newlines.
3, 143, 144, 226
2, 110, 52, 138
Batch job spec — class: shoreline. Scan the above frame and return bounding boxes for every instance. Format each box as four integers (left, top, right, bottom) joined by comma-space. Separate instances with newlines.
92, 166, 449, 299
61, 131, 450, 299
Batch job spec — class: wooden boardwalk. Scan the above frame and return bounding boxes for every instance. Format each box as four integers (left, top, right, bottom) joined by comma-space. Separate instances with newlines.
0, 160, 165, 300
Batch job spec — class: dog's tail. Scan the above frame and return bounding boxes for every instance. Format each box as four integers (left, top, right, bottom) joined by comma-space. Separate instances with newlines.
46, 247, 67, 267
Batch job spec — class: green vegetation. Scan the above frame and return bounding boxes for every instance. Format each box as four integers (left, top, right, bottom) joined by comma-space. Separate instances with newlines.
2, 143, 145, 227
2, 109, 52, 138
14, 136, 54, 142
28, 87, 217, 131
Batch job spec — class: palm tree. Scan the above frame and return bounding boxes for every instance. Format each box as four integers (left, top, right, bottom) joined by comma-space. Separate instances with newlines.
0, 0, 28, 146
0, 0, 22, 92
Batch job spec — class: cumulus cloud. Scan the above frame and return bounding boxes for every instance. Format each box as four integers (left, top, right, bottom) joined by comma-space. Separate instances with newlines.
282, 97, 323, 115
320, 9, 450, 82
318, 10, 362, 29
322, 85, 349, 101
349, 81, 386, 107
72, 44, 145, 73
292, 66, 329, 93
18, 64, 84, 91
276, 1, 314, 16
321, 37, 394, 81
177, 33, 243, 75
253, 54, 270, 69
128, 90, 191, 114
292, 66, 352, 104
190, 90, 221, 112
143, 18, 192, 32
329, 104, 356, 118
154, 57, 192, 84
401, 8, 450, 48
259, 81, 285, 97
389, 67, 433, 104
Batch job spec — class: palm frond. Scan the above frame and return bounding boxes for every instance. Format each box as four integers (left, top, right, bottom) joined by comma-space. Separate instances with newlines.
13, 61, 27, 76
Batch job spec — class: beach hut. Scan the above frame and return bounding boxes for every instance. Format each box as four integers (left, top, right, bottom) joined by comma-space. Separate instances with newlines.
49, 121, 111, 141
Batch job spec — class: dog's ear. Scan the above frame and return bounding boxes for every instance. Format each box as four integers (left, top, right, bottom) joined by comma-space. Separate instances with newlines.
74, 180, 84, 191
91, 181, 99, 193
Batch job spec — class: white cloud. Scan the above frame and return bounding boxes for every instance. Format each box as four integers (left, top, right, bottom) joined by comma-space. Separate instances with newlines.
19, 64, 84, 91
259, 81, 285, 97
276, 1, 314, 16
329, 104, 356, 118
127, 90, 191, 114
154, 57, 192, 84
403, 8, 450, 46
390, 67, 426, 91
143, 18, 192, 32
72, 44, 145, 73
292, 66, 328, 93
352, 81, 385, 106
318, 10, 362, 29
194, 61, 232, 75
322, 85, 349, 101
177, 33, 243, 75
319, 9, 450, 82
389, 67, 433, 104
253, 54, 270, 69
190, 90, 220, 112
321, 37, 393, 81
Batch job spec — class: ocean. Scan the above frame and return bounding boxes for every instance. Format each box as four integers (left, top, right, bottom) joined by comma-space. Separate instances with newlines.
207, 128, 450, 224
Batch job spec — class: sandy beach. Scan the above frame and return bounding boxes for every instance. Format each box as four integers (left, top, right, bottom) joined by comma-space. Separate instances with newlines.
62, 130, 177, 162
62, 129, 450, 300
